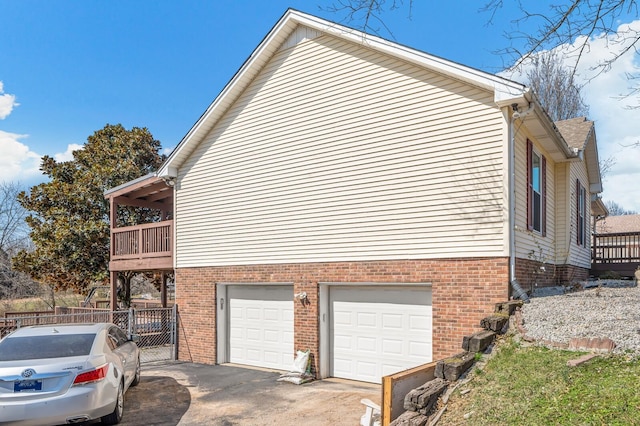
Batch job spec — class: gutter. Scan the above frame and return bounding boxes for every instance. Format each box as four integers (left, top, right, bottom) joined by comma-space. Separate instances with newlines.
509, 103, 534, 303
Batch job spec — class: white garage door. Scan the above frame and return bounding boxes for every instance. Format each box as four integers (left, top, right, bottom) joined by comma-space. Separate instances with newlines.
330, 286, 432, 383
228, 285, 294, 371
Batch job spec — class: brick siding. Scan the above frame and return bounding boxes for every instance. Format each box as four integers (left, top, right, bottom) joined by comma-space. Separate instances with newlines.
555, 264, 589, 284
175, 258, 509, 375
515, 257, 589, 293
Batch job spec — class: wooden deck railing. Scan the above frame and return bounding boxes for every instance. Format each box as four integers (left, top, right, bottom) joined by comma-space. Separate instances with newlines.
111, 220, 173, 260
592, 231, 640, 264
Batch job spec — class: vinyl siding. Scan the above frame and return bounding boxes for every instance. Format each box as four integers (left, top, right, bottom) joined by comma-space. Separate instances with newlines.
566, 162, 592, 268
514, 132, 557, 264
175, 29, 508, 267
554, 162, 571, 264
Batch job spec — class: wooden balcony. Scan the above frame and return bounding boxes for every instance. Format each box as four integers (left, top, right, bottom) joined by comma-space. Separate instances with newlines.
591, 231, 640, 278
110, 220, 173, 271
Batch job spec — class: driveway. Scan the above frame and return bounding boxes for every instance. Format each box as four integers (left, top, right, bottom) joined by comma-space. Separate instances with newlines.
119, 362, 381, 426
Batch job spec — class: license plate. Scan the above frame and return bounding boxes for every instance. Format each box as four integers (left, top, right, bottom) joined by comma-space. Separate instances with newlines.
14, 380, 42, 392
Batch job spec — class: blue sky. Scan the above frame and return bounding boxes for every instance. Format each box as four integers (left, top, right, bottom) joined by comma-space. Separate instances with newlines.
2, 1, 640, 211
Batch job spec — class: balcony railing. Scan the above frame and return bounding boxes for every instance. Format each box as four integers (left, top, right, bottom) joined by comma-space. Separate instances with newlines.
592, 231, 640, 264
111, 220, 173, 260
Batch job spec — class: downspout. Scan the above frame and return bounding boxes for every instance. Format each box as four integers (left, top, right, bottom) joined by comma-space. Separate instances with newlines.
509, 103, 534, 303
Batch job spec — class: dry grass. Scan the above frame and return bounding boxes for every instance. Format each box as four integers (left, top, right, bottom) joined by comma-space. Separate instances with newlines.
0, 293, 84, 317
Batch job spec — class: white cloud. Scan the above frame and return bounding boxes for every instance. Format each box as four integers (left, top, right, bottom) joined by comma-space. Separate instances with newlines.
502, 20, 640, 213
0, 81, 19, 119
161, 146, 175, 156
54, 143, 83, 162
0, 134, 88, 185
571, 20, 640, 213
0, 131, 41, 183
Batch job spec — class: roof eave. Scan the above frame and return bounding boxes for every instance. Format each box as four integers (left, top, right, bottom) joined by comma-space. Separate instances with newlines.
104, 172, 158, 198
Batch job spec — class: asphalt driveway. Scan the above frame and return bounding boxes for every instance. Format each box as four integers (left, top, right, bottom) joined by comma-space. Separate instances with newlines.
119, 362, 381, 426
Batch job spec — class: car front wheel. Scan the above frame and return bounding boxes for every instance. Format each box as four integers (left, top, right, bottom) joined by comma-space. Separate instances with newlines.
101, 380, 124, 425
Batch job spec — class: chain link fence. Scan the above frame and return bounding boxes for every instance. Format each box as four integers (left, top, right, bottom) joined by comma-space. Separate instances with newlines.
0, 306, 177, 364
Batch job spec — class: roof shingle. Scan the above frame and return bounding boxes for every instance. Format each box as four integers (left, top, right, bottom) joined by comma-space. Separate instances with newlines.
554, 116, 593, 150
596, 214, 640, 234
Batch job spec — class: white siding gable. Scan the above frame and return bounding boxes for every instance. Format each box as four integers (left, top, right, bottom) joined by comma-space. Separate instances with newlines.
175, 29, 509, 267
278, 25, 322, 51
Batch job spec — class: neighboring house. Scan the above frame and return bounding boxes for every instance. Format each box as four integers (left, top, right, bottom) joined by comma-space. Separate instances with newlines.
592, 214, 640, 277
106, 10, 605, 384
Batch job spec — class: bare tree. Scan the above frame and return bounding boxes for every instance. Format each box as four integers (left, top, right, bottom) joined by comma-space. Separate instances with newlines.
599, 155, 616, 179
0, 181, 39, 299
605, 200, 638, 214
0, 181, 29, 257
525, 50, 590, 121
328, 1, 640, 100
514, 50, 619, 177
324, 0, 411, 37
484, 1, 639, 80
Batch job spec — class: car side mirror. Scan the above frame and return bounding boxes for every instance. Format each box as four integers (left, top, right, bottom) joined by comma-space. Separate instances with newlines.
129, 334, 141, 342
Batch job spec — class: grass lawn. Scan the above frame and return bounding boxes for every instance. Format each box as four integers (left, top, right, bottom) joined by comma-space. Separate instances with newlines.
439, 337, 640, 425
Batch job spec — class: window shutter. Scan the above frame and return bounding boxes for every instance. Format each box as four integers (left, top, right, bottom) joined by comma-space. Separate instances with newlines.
576, 178, 580, 245
527, 139, 533, 231
541, 155, 547, 237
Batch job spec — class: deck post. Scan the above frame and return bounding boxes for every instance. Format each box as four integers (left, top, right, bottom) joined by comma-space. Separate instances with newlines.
110, 271, 118, 314
160, 271, 168, 308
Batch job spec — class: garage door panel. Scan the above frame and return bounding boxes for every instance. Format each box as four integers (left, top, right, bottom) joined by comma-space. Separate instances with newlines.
264, 351, 281, 364
410, 341, 430, 356
334, 310, 352, 325
410, 314, 431, 331
357, 337, 376, 353
382, 313, 403, 329
264, 330, 280, 342
283, 309, 294, 322
246, 349, 261, 362
245, 307, 260, 320
357, 312, 377, 327
356, 361, 376, 378
334, 334, 353, 350
382, 338, 403, 355
334, 358, 351, 374
230, 307, 243, 319
330, 286, 432, 383
246, 328, 261, 341
381, 363, 406, 377
228, 285, 294, 371
229, 326, 244, 338
263, 308, 280, 321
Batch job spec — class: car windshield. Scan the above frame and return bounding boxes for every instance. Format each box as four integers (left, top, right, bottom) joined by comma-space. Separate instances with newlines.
0, 333, 96, 361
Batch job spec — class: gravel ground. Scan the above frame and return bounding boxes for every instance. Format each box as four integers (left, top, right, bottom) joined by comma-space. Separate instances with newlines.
521, 280, 640, 356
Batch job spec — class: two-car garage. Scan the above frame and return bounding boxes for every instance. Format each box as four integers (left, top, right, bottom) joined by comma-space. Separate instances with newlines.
217, 283, 432, 384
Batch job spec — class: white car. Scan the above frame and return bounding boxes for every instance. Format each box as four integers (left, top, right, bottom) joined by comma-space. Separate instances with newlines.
0, 323, 140, 425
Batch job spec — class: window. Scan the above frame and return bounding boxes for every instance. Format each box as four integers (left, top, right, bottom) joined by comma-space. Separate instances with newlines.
576, 180, 587, 246
527, 139, 546, 235
0, 334, 96, 361
108, 326, 129, 348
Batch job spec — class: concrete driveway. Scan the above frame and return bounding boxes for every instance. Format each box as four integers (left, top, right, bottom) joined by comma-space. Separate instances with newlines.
119, 362, 381, 426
